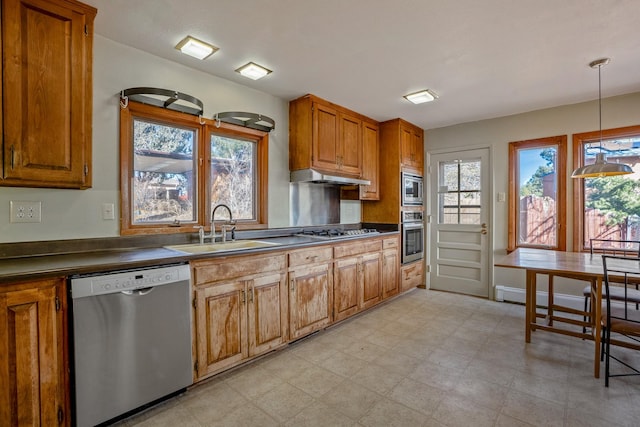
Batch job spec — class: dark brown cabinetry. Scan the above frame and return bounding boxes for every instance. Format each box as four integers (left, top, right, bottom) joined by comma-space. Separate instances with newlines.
0, 277, 68, 426
1, 0, 96, 189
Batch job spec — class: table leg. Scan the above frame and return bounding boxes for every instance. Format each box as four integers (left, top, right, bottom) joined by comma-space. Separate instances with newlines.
547, 275, 554, 326
525, 269, 534, 342
593, 277, 602, 378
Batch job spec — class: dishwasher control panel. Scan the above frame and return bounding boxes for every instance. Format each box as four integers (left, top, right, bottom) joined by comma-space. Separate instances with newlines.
70, 264, 191, 298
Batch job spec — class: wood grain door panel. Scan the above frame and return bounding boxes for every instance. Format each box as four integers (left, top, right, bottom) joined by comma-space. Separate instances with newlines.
195, 281, 247, 377
248, 273, 287, 356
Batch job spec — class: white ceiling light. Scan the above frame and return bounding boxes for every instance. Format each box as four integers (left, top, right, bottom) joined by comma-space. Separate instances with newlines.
571, 58, 633, 179
236, 62, 272, 80
404, 89, 438, 104
175, 36, 218, 60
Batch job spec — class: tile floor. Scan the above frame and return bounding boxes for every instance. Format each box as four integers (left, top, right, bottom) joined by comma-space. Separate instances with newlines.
114, 289, 640, 427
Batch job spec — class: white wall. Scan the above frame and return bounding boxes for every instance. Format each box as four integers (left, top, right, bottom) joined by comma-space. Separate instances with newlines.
426, 91, 640, 294
0, 36, 292, 243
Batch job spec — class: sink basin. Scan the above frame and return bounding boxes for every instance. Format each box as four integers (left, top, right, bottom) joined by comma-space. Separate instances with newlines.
165, 240, 281, 254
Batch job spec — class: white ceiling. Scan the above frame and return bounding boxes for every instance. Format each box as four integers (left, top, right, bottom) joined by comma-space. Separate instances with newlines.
83, 0, 640, 130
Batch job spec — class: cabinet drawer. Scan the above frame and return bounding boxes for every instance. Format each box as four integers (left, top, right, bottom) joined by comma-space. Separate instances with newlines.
401, 261, 424, 291
334, 239, 382, 259
193, 253, 286, 285
288, 246, 333, 268
382, 237, 399, 249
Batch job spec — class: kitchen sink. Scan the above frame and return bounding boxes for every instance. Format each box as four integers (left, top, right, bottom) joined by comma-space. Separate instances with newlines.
165, 240, 281, 254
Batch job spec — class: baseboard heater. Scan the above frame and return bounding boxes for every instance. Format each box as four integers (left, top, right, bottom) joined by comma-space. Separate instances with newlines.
495, 285, 585, 311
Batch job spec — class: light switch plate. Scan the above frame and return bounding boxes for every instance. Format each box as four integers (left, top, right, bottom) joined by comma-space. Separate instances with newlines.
10, 201, 42, 223
102, 203, 115, 220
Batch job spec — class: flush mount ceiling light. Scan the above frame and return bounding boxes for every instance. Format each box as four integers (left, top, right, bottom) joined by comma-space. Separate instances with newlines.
175, 36, 218, 60
403, 89, 438, 104
235, 62, 272, 80
571, 58, 633, 178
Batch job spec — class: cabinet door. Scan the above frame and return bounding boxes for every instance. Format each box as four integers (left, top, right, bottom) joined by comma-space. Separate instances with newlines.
338, 112, 362, 176
412, 129, 424, 174
333, 257, 360, 322
0, 278, 66, 426
382, 249, 400, 299
2, 0, 95, 188
400, 126, 414, 168
194, 281, 248, 379
312, 102, 339, 172
289, 263, 333, 340
360, 121, 379, 200
248, 273, 288, 356
360, 252, 382, 310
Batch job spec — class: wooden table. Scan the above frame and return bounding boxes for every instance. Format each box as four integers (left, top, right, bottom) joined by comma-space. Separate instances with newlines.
495, 248, 604, 378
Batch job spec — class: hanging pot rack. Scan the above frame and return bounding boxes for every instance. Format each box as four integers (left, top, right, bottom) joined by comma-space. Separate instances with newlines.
120, 87, 204, 116
213, 111, 275, 132
119, 87, 275, 132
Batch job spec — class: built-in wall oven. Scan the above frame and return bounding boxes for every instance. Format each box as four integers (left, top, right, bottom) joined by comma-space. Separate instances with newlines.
402, 211, 424, 264
402, 172, 423, 206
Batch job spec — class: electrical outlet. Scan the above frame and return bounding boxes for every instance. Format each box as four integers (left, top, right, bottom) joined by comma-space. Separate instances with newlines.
10, 201, 42, 223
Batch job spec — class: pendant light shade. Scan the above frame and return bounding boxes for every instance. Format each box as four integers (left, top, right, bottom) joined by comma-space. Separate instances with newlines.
571, 58, 633, 179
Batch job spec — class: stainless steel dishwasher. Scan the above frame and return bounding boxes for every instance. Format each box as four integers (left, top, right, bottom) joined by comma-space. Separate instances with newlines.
70, 264, 193, 427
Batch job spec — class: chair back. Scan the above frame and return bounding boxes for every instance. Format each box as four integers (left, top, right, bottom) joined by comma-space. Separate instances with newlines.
602, 255, 640, 324
591, 239, 640, 257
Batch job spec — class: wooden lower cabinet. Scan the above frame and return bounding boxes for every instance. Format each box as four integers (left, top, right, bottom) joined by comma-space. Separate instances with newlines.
333, 239, 383, 322
382, 237, 400, 299
192, 254, 288, 381
0, 277, 68, 426
288, 246, 334, 340
401, 260, 424, 291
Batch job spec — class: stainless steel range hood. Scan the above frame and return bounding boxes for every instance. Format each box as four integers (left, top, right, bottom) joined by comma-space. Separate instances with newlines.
290, 169, 370, 186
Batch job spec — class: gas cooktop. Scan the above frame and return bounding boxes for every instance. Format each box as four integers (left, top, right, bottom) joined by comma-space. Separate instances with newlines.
296, 228, 380, 240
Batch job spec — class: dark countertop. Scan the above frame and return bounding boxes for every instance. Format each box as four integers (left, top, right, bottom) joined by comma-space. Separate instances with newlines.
0, 231, 399, 285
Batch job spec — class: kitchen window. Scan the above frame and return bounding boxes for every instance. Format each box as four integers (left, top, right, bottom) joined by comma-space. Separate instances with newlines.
572, 125, 640, 252
120, 101, 268, 235
508, 135, 567, 251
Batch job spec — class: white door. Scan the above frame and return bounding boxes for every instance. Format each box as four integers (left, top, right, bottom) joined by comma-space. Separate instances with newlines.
428, 148, 490, 297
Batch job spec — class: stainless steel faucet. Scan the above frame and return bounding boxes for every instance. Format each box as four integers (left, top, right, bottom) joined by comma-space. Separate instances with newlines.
195, 203, 235, 244
211, 204, 235, 243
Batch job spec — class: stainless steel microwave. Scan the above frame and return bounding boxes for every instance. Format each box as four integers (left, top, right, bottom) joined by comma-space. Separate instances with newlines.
402, 172, 423, 206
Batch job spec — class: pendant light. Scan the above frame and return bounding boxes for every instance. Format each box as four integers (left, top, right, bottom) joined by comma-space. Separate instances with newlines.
571, 58, 633, 178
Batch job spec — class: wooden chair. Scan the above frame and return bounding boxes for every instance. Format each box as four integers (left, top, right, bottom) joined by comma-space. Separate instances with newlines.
582, 239, 640, 332
601, 255, 640, 386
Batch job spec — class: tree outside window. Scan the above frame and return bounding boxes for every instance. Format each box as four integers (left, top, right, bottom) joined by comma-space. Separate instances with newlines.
508, 136, 567, 251
573, 126, 640, 251
120, 101, 269, 235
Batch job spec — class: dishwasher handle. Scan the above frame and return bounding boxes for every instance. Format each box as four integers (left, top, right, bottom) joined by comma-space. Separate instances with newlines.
121, 287, 154, 296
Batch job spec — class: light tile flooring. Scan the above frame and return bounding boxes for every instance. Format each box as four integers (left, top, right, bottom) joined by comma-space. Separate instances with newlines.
115, 289, 640, 427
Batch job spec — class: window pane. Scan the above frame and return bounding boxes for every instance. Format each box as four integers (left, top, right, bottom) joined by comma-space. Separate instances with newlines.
132, 119, 196, 224
210, 134, 256, 221
438, 160, 482, 224
516, 147, 558, 247
459, 192, 481, 224
459, 161, 481, 191
583, 136, 640, 246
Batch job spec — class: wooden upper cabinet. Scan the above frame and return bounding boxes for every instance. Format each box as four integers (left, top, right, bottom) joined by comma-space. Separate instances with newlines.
1, 0, 96, 189
338, 111, 362, 176
359, 120, 379, 200
400, 121, 424, 174
0, 278, 68, 426
312, 102, 340, 172
290, 94, 364, 178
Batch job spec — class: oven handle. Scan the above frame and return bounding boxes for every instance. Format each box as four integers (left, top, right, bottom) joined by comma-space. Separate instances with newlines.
121, 287, 154, 296
403, 222, 424, 230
